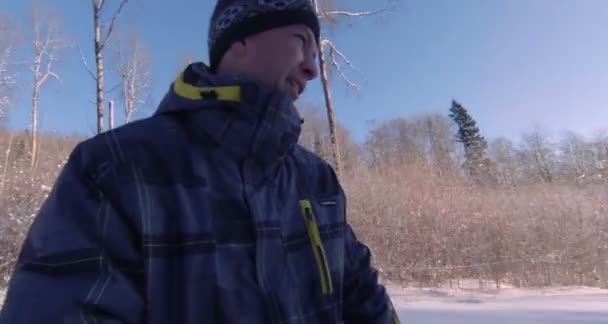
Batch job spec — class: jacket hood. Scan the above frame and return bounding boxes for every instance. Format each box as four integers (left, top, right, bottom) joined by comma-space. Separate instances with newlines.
154, 62, 304, 170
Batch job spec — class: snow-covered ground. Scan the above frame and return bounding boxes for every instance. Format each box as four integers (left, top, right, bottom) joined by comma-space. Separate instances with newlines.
390, 283, 608, 324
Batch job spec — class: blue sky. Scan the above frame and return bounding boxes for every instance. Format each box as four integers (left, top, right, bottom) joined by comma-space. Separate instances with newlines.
1, 0, 607, 143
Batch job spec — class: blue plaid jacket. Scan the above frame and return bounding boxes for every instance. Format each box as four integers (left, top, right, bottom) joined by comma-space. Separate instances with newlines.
0, 63, 400, 324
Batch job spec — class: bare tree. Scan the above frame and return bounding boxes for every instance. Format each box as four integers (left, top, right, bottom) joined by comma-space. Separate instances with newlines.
29, 4, 66, 169
312, 0, 395, 179
488, 137, 520, 187
83, 0, 129, 134
558, 130, 594, 183
298, 104, 361, 173
364, 117, 428, 172
591, 131, 608, 181
0, 15, 18, 122
111, 29, 151, 124
520, 125, 556, 183
422, 114, 457, 178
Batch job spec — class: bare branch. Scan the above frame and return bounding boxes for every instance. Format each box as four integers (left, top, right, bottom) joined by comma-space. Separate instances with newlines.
328, 47, 359, 91
101, 0, 128, 49
78, 44, 96, 80
31, 6, 65, 88
320, 39, 360, 90
321, 39, 361, 73
95, 0, 106, 11
105, 82, 121, 93
48, 71, 61, 83
316, 0, 396, 27
41, 50, 60, 86
322, 8, 388, 18
110, 28, 152, 123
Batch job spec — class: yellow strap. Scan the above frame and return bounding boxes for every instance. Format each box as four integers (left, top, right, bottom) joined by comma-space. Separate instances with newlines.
173, 72, 241, 102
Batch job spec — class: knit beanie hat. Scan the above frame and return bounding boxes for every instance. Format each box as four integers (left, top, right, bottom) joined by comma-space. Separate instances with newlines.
208, 0, 321, 71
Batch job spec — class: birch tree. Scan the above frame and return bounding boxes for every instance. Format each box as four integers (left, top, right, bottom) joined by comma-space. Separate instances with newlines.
112, 29, 151, 124
83, 0, 129, 134
312, 0, 395, 178
30, 5, 66, 169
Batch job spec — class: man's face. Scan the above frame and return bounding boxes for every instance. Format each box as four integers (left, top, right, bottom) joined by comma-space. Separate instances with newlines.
238, 24, 319, 102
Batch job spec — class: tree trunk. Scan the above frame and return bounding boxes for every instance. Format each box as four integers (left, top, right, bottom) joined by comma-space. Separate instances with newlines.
318, 43, 343, 178
93, 1, 104, 134
31, 84, 39, 170
0, 132, 14, 198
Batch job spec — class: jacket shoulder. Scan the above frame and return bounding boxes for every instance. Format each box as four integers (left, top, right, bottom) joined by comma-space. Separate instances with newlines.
67, 115, 190, 182
290, 145, 343, 198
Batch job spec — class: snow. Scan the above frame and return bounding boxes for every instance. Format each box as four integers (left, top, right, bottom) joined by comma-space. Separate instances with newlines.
390, 282, 608, 324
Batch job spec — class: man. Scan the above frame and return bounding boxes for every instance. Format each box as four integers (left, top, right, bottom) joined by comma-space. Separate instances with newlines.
0, 0, 401, 323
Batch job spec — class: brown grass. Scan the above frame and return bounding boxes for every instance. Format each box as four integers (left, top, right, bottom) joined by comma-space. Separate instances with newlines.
343, 164, 608, 289
0, 129, 79, 285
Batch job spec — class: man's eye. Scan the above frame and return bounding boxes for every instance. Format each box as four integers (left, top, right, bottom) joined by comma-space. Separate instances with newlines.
295, 34, 307, 43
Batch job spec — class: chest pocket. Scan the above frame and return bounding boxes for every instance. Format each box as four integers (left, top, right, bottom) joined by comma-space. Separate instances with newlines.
279, 160, 347, 321
299, 199, 335, 295
284, 192, 345, 323
283, 193, 346, 320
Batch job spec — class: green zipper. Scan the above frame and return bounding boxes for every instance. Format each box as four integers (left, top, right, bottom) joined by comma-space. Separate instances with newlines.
299, 199, 333, 295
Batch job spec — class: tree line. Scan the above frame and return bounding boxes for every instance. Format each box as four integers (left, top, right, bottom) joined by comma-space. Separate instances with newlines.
301, 101, 608, 189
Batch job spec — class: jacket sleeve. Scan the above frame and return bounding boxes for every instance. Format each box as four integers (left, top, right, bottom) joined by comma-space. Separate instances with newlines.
342, 224, 401, 324
0, 146, 145, 324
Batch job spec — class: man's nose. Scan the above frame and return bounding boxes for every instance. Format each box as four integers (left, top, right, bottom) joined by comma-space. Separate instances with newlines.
301, 56, 319, 81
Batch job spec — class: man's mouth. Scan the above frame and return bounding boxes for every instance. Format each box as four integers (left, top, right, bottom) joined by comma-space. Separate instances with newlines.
287, 79, 303, 100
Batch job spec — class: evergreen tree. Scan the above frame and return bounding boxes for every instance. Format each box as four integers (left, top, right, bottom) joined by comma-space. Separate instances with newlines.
449, 99, 496, 184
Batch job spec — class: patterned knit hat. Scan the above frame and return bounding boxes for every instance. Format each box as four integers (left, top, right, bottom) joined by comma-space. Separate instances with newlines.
208, 0, 320, 71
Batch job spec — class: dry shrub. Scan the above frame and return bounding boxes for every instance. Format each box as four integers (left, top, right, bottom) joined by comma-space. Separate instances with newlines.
0, 129, 79, 286
343, 164, 608, 289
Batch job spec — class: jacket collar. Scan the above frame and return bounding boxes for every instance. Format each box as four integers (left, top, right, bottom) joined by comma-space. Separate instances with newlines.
154, 62, 303, 170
